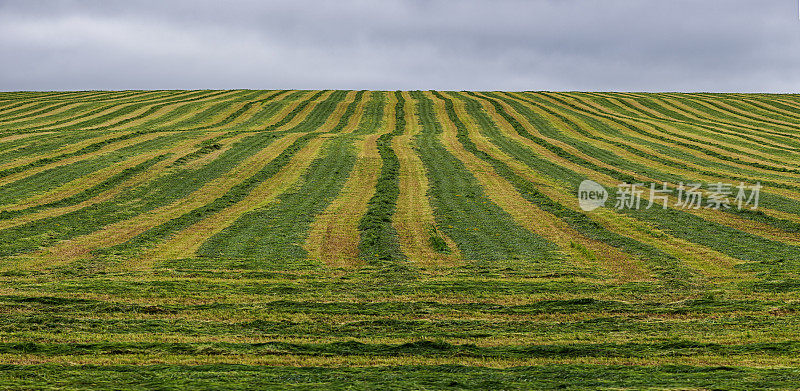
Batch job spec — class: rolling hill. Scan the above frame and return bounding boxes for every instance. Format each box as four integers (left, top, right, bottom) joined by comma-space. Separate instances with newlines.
1, 89, 800, 389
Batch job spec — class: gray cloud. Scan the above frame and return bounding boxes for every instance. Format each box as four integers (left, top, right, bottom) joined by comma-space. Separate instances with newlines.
1, 0, 798, 92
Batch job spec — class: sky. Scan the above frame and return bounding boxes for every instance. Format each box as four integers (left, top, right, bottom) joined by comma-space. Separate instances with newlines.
1, 0, 799, 92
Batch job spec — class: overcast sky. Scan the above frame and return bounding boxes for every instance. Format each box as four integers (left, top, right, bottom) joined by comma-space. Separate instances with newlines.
1, 0, 798, 92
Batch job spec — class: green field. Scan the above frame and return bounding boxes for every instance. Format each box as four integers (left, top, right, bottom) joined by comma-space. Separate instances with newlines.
1, 90, 800, 389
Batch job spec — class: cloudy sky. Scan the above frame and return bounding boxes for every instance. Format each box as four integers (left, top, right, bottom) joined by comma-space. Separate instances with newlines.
1, 0, 798, 92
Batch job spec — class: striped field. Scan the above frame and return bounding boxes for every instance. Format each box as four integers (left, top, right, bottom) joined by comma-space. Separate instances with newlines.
1, 90, 800, 389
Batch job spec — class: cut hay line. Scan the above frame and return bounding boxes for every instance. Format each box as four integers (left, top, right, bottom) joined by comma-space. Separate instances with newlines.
145, 102, 227, 132
0, 103, 100, 131
212, 91, 307, 132
392, 92, 461, 266
468, 93, 741, 278
742, 98, 800, 123
132, 133, 319, 264
195, 134, 358, 263
12, 91, 247, 132
412, 91, 560, 264
561, 93, 800, 170
305, 135, 383, 268
315, 90, 361, 133
658, 94, 800, 141
533, 93, 800, 196
524, 94, 800, 229
0, 102, 40, 115
172, 91, 288, 132
493, 93, 800, 262
0, 133, 248, 232
443, 94, 647, 281
201, 96, 286, 132
3, 132, 229, 212
353, 91, 388, 135
267, 91, 333, 132
142, 136, 329, 265
356, 91, 407, 264
70, 91, 262, 132
682, 94, 800, 133
593, 93, 800, 158
0, 132, 112, 168
0, 132, 56, 145
0, 102, 78, 124
0, 131, 162, 187
601, 92, 800, 153
328, 90, 368, 134
29, 132, 307, 267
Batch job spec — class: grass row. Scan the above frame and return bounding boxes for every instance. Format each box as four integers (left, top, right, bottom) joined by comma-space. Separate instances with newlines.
357, 91, 405, 263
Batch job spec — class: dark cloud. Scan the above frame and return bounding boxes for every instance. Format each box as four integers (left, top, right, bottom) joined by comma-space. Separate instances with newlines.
1, 0, 798, 92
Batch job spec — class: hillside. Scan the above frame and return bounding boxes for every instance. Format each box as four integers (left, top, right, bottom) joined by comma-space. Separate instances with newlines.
1, 90, 800, 388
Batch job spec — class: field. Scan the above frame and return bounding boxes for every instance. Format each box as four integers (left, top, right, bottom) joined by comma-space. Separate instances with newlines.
0, 89, 800, 389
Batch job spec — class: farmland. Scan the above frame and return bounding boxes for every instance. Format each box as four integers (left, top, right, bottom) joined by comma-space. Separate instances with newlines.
1, 89, 800, 389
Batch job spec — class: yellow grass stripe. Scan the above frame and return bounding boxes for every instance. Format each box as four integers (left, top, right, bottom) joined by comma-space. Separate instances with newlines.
316, 91, 359, 133
392, 91, 462, 266
304, 133, 384, 268
270, 91, 335, 132
0, 133, 249, 233
591, 94, 800, 160
439, 95, 648, 281
542, 94, 800, 188
518, 94, 800, 241
0, 102, 84, 125
29, 91, 245, 131
247, 91, 314, 130
475, 96, 742, 277
689, 95, 800, 131
27, 132, 310, 267
0, 131, 55, 144
0, 131, 162, 187
136, 134, 329, 266
658, 95, 799, 139
4, 132, 227, 211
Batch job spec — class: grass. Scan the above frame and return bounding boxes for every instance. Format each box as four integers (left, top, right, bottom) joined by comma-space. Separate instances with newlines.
1, 90, 800, 389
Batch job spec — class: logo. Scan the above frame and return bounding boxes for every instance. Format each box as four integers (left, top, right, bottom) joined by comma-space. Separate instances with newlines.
578, 180, 608, 212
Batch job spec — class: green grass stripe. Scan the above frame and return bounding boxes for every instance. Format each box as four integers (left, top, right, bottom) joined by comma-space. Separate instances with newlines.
409, 90, 559, 263
328, 90, 366, 133
589, 93, 800, 153
452, 91, 691, 280
5, 91, 243, 132
0, 132, 286, 257
0, 133, 187, 207
518, 93, 800, 229
483, 92, 800, 262
2, 339, 800, 360
0, 364, 798, 390
358, 91, 405, 263
661, 93, 800, 139
0, 102, 72, 123
196, 135, 358, 263
0, 130, 154, 179
263, 90, 328, 131
354, 90, 387, 134
284, 90, 350, 132
0, 155, 168, 221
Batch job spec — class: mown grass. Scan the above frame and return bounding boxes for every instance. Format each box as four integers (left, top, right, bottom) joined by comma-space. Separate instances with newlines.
2, 90, 800, 389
